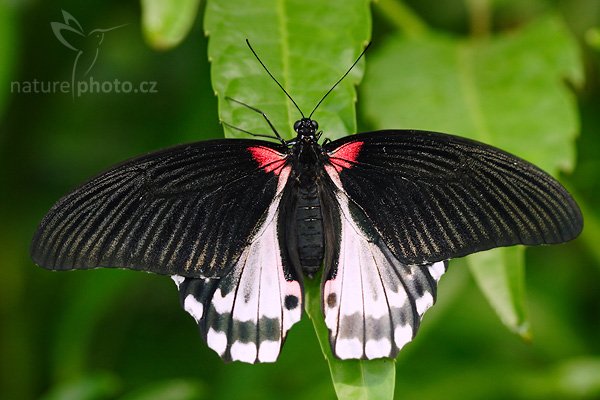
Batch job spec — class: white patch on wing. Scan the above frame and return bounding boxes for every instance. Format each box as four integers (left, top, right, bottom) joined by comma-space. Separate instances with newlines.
231, 245, 261, 323
323, 165, 447, 360
335, 338, 363, 359
207, 328, 227, 356
211, 287, 236, 314
394, 324, 413, 350
230, 341, 257, 364
366, 338, 392, 359
429, 261, 447, 281
171, 275, 185, 288
183, 294, 204, 321
415, 292, 434, 316
258, 340, 280, 363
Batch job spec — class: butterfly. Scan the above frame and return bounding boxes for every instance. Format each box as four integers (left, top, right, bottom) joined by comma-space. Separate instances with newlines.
31, 41, 583, 364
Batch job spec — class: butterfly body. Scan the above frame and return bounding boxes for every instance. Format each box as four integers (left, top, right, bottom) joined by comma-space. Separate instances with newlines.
279, 118, 328, 277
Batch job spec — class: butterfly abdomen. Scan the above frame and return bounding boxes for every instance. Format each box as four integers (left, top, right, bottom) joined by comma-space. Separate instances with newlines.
294, 183, 324, 276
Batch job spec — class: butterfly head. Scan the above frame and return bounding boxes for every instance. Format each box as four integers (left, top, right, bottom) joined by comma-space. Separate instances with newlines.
294, 118, 319, 141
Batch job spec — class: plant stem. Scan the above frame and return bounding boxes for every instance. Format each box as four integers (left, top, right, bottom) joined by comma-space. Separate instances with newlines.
374, 0, 428, 38
563, 182, 600, 271
465, 0, 491, 38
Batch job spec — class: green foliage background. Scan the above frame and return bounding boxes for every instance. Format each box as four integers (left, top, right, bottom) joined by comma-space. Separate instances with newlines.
1, 0, 599, 399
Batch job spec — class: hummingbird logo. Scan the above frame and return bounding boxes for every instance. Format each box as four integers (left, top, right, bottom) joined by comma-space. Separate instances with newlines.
51, 10, 126, 95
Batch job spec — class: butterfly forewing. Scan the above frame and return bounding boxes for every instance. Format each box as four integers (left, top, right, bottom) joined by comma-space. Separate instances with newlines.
31, 139, 289, 279
323, 130, 583, 266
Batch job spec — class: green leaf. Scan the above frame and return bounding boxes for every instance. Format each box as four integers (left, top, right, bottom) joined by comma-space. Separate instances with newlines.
552, 357, 600, 397
514, 357, 600, 398
52, 271, 137, 381
205, 1, 395, 399
585, 27, 600, 51
141, 0, 201, 50
467, 247, 529, 337
40, 372, 120, 400
305, 277, 396, 399
0, 1, 17, 122
205, 0, 371, 141
562, 184, 600, 271
119, 379, 206, 400
361, 16, 582, 337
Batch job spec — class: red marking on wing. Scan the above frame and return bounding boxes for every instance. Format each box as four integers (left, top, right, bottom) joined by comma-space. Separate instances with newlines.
328, 141, 364, 173
248, 146, 287, 175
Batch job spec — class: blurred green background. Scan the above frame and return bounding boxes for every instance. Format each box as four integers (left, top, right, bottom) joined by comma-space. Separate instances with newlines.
1, 0, 599, 399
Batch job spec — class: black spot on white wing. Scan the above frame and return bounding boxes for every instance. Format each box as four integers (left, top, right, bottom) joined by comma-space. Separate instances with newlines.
173, 180, 303, 363
322, 171, 447, 360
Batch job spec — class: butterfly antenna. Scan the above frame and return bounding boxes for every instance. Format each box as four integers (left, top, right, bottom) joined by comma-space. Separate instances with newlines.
308, 42, 371, 119
246, 39, 305, 118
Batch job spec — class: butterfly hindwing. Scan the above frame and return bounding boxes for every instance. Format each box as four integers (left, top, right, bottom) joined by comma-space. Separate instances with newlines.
31, 139, 289, 279
323, 130, 583, 266
321, 168, 447, 359
172, 164, 304, 363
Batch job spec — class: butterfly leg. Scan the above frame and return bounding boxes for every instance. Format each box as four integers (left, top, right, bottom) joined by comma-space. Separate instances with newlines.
225, 96, 285, 144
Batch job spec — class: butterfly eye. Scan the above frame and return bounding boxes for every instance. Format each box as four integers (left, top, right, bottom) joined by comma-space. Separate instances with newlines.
311, 120, 318, 130
294, 120, 301, 131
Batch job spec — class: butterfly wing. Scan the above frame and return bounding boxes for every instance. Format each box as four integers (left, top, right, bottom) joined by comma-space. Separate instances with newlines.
323, 130, 582, 265
31, 139, 305, 363
319, 129, 582, 359
31, 139, 290, 278
171, 170, 303, 363
320, 182, 447, 359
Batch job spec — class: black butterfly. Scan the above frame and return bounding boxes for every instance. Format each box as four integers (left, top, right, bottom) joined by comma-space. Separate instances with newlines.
31, 41, 582, 363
